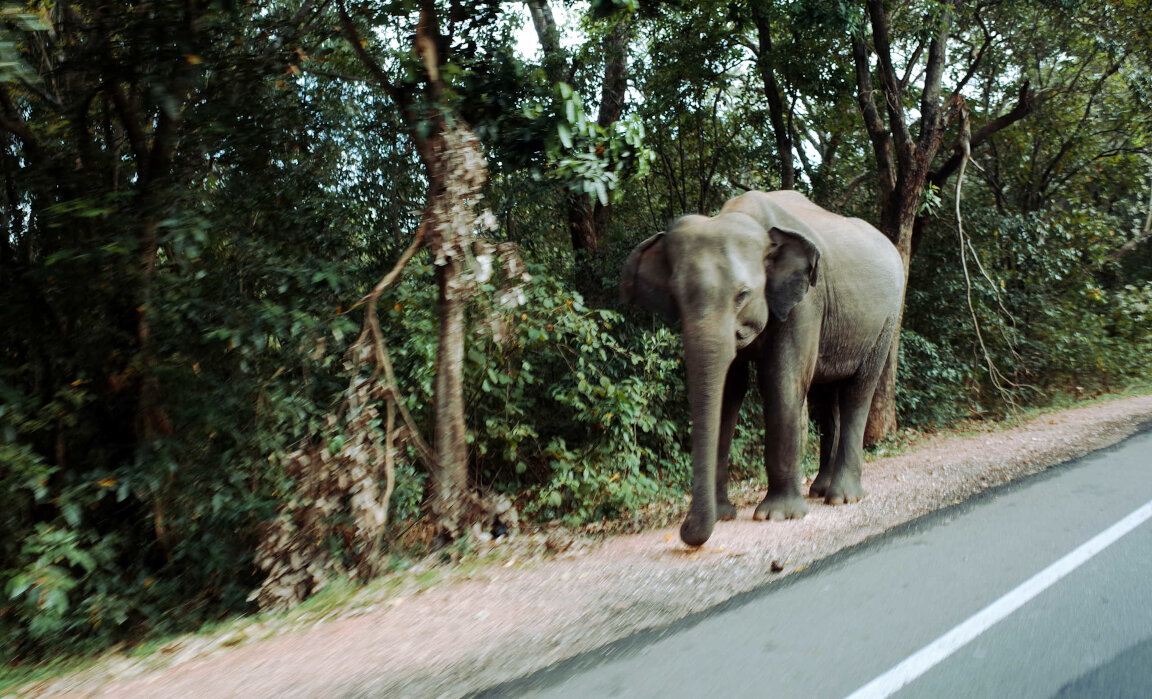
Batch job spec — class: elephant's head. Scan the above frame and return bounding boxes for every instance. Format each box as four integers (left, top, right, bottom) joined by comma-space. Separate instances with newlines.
621, 204, 821, 545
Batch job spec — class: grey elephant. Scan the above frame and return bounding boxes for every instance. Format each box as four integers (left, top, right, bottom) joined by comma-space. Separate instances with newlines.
622, 190, 905, 546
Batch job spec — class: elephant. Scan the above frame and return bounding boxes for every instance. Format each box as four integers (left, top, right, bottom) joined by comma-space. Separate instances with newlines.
621, 190, 905, 546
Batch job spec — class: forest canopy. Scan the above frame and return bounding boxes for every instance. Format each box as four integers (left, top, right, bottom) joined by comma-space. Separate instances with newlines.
2, 0, 1150, 661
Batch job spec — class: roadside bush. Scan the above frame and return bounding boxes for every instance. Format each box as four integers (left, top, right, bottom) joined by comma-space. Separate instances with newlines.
382, 262, 690, 525
0, 210, 367, 662
896, 330, 975, 428
902, 204, 1152, 423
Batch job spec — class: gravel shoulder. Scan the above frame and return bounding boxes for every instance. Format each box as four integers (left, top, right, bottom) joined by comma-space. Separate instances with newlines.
19, 392, 1152, 699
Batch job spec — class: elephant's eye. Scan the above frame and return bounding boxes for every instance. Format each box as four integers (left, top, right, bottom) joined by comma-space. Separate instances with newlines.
735, 288, 752, 306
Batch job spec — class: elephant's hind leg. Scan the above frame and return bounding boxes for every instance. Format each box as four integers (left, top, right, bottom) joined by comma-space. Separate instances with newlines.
824, 319, 899, 505
823, 376, 876, 505
808, 383, 840, 499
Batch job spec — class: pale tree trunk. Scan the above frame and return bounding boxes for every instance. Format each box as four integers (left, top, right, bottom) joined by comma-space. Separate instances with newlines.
341, 0, 498, 539
429, 254, 470, 534
411, 10, 489, 538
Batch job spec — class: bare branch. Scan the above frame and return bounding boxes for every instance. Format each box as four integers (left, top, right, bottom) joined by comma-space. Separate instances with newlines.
337, 0, 407, 107
17, 77, 63, 112
0, 85, 40, 152
952, 100, 1028, 408
931, 80, 1037, 188
865, 0, 911, 161
852, 30, 894, 198
899, 37, 926, 89
949, 3, 993, 101
106, 82, 149, 175
1036, 52, 1130, 194
919, 1, 955, 151
832, 172, 871, 209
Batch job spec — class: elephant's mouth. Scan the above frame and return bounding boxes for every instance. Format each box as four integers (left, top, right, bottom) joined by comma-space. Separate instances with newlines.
735, 329, 751, 347
735, 322, 761, 348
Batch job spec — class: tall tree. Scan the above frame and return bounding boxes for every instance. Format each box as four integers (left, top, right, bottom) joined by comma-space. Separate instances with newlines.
337, 0, 503, 538
851, 0, 1036, 440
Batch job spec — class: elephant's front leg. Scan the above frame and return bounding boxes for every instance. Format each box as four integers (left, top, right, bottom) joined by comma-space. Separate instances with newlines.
753, 376, 809, 521
714, 361, 750, 521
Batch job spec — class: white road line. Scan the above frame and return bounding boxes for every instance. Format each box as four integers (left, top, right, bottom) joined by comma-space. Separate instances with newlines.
845, 496, 1152, 699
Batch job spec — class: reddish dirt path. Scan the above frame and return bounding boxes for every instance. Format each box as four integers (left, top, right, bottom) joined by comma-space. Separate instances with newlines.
21, 394, 1152, 699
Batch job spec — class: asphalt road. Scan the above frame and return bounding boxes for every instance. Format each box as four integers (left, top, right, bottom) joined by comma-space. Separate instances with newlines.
479, 425, 1152, 698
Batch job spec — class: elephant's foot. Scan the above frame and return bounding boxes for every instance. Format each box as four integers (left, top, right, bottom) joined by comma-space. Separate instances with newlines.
717, 501, 738, 521
809, 472, 832, 498
753, 493, 809, 521
680, 512, 715, 547
824, 477, 865, 505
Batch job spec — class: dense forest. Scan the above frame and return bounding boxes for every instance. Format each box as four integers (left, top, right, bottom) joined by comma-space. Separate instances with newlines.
2, 0, 1150, 661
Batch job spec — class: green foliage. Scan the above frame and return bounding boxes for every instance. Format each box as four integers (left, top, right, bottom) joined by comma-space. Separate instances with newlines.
524, 81, 653, 206
896, 330, 975, 427
904, 198, 1152, 421
0, 5, 47, 82
2, 0, 1152, 669
473, 280, 687, 523
382, 263, 689, 524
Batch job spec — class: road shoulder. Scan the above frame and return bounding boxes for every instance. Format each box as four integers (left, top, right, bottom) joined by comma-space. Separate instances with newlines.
21, 393, 1152, 699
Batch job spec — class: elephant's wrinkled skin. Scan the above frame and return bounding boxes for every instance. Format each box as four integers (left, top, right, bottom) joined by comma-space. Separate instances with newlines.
622, 190, 905, 546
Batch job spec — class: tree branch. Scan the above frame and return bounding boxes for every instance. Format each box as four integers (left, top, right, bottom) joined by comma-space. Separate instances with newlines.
949, 2, 993, 101
852, 29, 894, 198
919, 1, 955, 148
337, 0, 408, 108
106, 82, 149, 176
1036, 52, 1130, 195
865, 0, 911, 162
930, 80, 1036, 188
899, 36, 926, 89
0, 85, 40, 153
752, 3, 794, 189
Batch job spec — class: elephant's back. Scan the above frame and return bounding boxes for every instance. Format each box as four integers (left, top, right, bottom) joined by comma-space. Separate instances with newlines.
720, 189, 905, 299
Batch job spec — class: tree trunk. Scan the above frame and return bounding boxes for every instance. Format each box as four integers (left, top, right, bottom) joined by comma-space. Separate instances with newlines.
751, 5, 794, 190
340, 1, 490, 542
526, 0, 565, 85
429, 254, 470, 536
864, 178, 918, 444
567, 197, 598, 254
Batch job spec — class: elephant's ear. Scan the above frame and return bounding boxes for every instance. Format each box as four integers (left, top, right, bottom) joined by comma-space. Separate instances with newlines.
764, 226, 820, 322
621, 232, 678, 322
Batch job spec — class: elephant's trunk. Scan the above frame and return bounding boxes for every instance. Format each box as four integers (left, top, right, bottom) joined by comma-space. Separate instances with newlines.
679, 327, 735, 546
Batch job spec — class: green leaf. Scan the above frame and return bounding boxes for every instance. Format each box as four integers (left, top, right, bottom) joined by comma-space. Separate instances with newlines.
65, 548, 97, 573
61, 502, 82, 528
44, 587, 69, 614
557, 122, 573, 149
593, 180, 608, 206
6, 574, 32, 599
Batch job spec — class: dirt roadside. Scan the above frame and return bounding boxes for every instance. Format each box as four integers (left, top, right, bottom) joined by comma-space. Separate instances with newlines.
17, 393, 1152, 699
